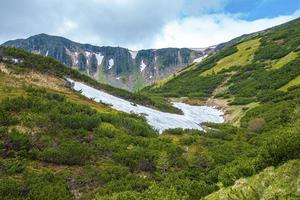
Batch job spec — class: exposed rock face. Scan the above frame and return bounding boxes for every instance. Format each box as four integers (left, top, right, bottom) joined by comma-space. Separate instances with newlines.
2, 34, 216, 91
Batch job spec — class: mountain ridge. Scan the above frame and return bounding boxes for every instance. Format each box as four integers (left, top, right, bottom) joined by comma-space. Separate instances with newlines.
0, 17, 300, 200
2, 33, 216, 91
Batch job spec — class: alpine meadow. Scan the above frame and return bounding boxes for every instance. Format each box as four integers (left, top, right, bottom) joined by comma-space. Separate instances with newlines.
0, 1, 300, 200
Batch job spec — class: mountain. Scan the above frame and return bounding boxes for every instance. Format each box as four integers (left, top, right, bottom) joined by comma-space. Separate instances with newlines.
0, 18, 300, 200
144, 17, 300, 103
2, 34, 215, 91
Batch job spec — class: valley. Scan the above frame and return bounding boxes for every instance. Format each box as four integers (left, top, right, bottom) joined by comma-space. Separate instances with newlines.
68, 79, 224, 132
0, 15, 300, 200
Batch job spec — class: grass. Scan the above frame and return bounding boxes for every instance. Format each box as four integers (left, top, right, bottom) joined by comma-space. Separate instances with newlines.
201, 38, 261, 76
0, 71, 25, 100
133, 72, 146, 92
270, 51, 299, 70
279, 75, 300, 91
204, 159, 300, 200
96, 67, 107, 84
228, 102, 260, 126
0, 64, 110, 113
152, 63, 198, 89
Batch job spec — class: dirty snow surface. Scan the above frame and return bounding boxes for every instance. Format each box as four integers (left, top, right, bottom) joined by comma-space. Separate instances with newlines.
68, 79, 224, 133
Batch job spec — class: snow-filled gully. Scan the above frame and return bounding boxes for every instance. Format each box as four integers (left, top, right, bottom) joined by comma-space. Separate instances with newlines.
67, 79, 224, 133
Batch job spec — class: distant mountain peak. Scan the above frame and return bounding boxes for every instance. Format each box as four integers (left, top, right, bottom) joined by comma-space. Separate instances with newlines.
2, 34, 216, 91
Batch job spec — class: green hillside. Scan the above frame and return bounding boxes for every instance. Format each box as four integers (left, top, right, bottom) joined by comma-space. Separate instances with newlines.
0, 18, 300, 200
144, 18, 300, 102
204, 159, 300, 200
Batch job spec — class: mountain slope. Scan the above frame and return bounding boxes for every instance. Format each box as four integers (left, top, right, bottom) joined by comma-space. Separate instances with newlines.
204, 159, 300, 200
144, 17, 300, 123
0, 18, 300, 200
2, 34, 215, 91
0, 47, 182, 114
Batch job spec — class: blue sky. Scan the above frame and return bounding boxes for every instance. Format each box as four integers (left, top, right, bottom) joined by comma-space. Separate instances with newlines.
1, 0, 300, 49
224, 0, 300, 20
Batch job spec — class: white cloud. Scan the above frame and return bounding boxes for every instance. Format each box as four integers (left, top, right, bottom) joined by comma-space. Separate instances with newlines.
153, 10, 300, 48
0, 0, 300, 50
182, 0, 226, 15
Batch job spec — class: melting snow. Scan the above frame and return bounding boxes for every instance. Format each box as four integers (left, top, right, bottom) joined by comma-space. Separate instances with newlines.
67, 79, 224, 133
129, 51, 138, 59
95, 53, 104, 65
140, 60, 147, 72
85, 51, 91, 57
193, 55, 208, 63
108, 59, 114, 69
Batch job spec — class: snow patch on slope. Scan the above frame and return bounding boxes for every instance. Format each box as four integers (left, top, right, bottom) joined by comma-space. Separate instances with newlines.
85, 51, 91, 57
67, 79, 224, 133
193, 55, 208, 63
129, 51, 138, 59
140, 60, 147, 72
108, 58, 114, 69
95, 53, 104, 65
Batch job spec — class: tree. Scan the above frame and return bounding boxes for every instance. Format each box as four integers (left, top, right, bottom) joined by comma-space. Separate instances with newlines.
248, 118, 266, 133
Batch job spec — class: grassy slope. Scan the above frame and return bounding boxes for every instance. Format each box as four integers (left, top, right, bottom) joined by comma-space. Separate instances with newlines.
270, 51, 299, 70
152, 62, 198, 89
144, 17, 300, 125
0, 64, 110, 113
201, 38, 260, 76
1, 47, 181, 114
279, 75, 300, 91
1, 18, 300, 200
0, 63, 157, 199
204, 159, 300, 200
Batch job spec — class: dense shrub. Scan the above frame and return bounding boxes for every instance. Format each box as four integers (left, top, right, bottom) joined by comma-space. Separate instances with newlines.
38, 141, 93, 165
258, 130, 300, 168
248, 118, 266, 133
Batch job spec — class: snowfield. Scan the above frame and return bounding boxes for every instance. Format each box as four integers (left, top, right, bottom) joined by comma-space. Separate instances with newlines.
95, 53, 104, 65
129, 51, 138, 59
67, 79, 224, 133
140, 60, 147, 72
108, 58, 114, 69
193, 55, 208, 63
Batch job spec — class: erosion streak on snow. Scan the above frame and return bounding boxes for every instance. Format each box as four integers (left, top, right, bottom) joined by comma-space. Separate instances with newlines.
67, 79, 224, 132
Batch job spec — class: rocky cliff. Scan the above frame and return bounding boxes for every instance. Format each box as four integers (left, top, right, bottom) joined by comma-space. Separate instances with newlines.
2, 34, 215, 91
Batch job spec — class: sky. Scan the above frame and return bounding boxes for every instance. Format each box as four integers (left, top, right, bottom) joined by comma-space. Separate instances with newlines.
1, 0, 300, 50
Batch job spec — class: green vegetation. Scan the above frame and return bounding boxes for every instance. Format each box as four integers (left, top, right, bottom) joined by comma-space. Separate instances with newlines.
0, 80, 299, 199
270, 51, 299, 70
279, 75, 300, 91
1, 47, 181, 114
144, 18, 300, 108
201, 38, 260, 76
204, 159, 300, 200
1, 16, 300, 200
